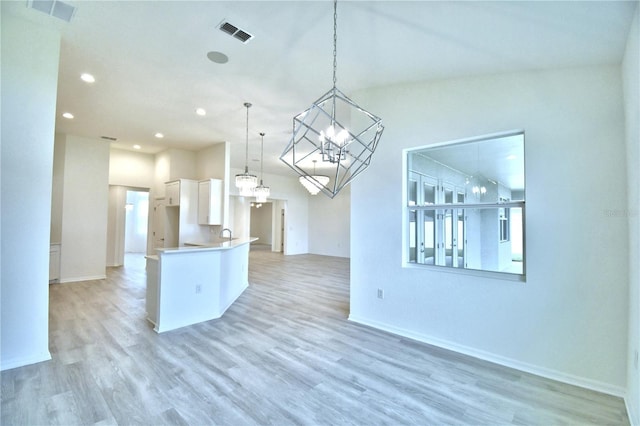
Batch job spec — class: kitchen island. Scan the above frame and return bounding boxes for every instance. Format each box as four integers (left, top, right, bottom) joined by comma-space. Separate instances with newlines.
145, 237, 257, 333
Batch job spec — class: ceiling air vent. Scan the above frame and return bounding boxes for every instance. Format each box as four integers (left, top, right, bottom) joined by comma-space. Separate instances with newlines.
28, 0, 76, 23
101, 136, 117, 141
218, 21, 253, 44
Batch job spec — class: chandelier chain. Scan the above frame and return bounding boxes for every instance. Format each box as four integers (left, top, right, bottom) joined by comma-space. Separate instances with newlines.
333, 0, 337, 88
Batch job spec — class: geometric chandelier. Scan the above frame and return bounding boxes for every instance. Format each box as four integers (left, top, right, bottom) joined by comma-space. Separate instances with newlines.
280, 0, 383, 199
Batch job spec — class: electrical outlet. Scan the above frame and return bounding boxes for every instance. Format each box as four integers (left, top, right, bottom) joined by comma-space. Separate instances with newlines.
195, 284, 202, 294
377, 289, 384, 299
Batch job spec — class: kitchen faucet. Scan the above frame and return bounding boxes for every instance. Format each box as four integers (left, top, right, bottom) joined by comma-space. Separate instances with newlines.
220, 228, 232, 242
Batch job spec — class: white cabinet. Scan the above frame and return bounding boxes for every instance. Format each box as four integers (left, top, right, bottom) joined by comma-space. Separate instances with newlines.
161, 179, 200, 247
49, 243, 60, 282
166, 181, 180, 206
198, 179, 223, 225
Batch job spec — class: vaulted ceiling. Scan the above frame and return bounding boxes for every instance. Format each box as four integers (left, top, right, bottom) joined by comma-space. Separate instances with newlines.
7, 0, 637, 176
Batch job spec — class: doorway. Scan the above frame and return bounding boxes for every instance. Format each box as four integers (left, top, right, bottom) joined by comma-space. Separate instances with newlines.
106, 186, 149, 267
250, 201, 273, 250
125, 190, 149, 252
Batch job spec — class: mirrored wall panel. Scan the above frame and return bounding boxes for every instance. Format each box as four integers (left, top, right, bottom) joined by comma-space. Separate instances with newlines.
407, 132, 525, 276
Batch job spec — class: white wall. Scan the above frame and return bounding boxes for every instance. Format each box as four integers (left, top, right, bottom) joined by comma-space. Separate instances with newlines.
308, 185, 350, 258
169, 148, 197, 182
196, 142, 228, 180
106, 186, 126, 266
0, 8, 60, 370
109, 148, 155, 189
350, 65, 629, 395
50, 133, 66, 244
154, 150, 171, 196
58, 135, 110, 282
623, 5, 640, 424
154, 148, 198, 196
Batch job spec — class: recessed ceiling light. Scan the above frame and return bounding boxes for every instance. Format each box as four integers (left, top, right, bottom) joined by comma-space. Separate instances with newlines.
62, 112, 74, 119
207, 51, 229, 64
196, 108, 206, 116
133, 144, 141, 150
155, 133, 164, 139
80, 73, 95, 83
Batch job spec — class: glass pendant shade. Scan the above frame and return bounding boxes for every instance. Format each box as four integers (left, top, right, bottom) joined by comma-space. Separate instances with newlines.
236, 169, 257, 196
254, 184, 270, 202
235, 102, 257, 196
299, 175, 330, 195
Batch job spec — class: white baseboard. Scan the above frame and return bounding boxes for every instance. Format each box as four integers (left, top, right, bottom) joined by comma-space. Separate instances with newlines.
348, 314, 626, 398
220, 282, 248, 316
1, 351, 51, 371
59, 274, 106, 283
627, 396, 638, 426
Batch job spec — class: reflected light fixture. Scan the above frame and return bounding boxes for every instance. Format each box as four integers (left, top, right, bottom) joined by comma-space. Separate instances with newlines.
254, 132, 270, 203
299, 160, 329, 195
472, 186, 487, 196
280, 0, 383, 199
235, 102, 258, 196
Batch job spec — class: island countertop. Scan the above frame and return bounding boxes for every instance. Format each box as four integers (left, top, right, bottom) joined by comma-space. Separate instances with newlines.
155, 237, 258, 254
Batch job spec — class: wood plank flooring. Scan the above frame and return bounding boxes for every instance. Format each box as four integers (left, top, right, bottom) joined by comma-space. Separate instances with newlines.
1, 247, 630, 425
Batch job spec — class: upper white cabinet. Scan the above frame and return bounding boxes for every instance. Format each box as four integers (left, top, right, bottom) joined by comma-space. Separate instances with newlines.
165, 180, 180, 206
162, 179, 200, 247
198, 179, 223, 225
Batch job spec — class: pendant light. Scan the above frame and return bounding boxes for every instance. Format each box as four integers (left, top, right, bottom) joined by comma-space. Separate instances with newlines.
280, 0, 384, 199
254, 132, 270, 203
235, 102, 257, 196
299, 160, 329, 195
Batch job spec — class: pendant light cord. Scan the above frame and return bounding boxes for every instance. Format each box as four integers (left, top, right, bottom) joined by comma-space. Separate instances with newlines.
259, 132, 265, 185
330, 0, 338, 123
244, 102, 251, 173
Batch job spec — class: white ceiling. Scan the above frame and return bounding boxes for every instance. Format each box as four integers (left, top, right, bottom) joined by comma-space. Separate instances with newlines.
8, 0, 637, 176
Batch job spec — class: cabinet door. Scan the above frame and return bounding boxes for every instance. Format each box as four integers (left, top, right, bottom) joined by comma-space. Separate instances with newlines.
166, 181, 180, 206
198, 180, 211, 224
152, 198, 167, 248
198, 179, 223, 225
49, 244, 60, 282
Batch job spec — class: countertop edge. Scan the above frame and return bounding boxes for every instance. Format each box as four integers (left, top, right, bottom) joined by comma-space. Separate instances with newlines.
155, 237, 258, 254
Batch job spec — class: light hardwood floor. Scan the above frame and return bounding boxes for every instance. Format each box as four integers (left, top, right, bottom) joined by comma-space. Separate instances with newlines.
1, 247, 630, 425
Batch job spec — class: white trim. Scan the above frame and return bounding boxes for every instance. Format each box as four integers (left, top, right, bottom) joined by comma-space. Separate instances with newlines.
220, 282, 248, 316
348, 314, 626, 398
59, 274, 107, 283
627, 396, 638, 426
1, 351, 51, 371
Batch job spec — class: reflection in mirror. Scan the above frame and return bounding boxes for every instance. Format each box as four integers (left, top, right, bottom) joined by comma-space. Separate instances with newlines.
406, 132, 525, 276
